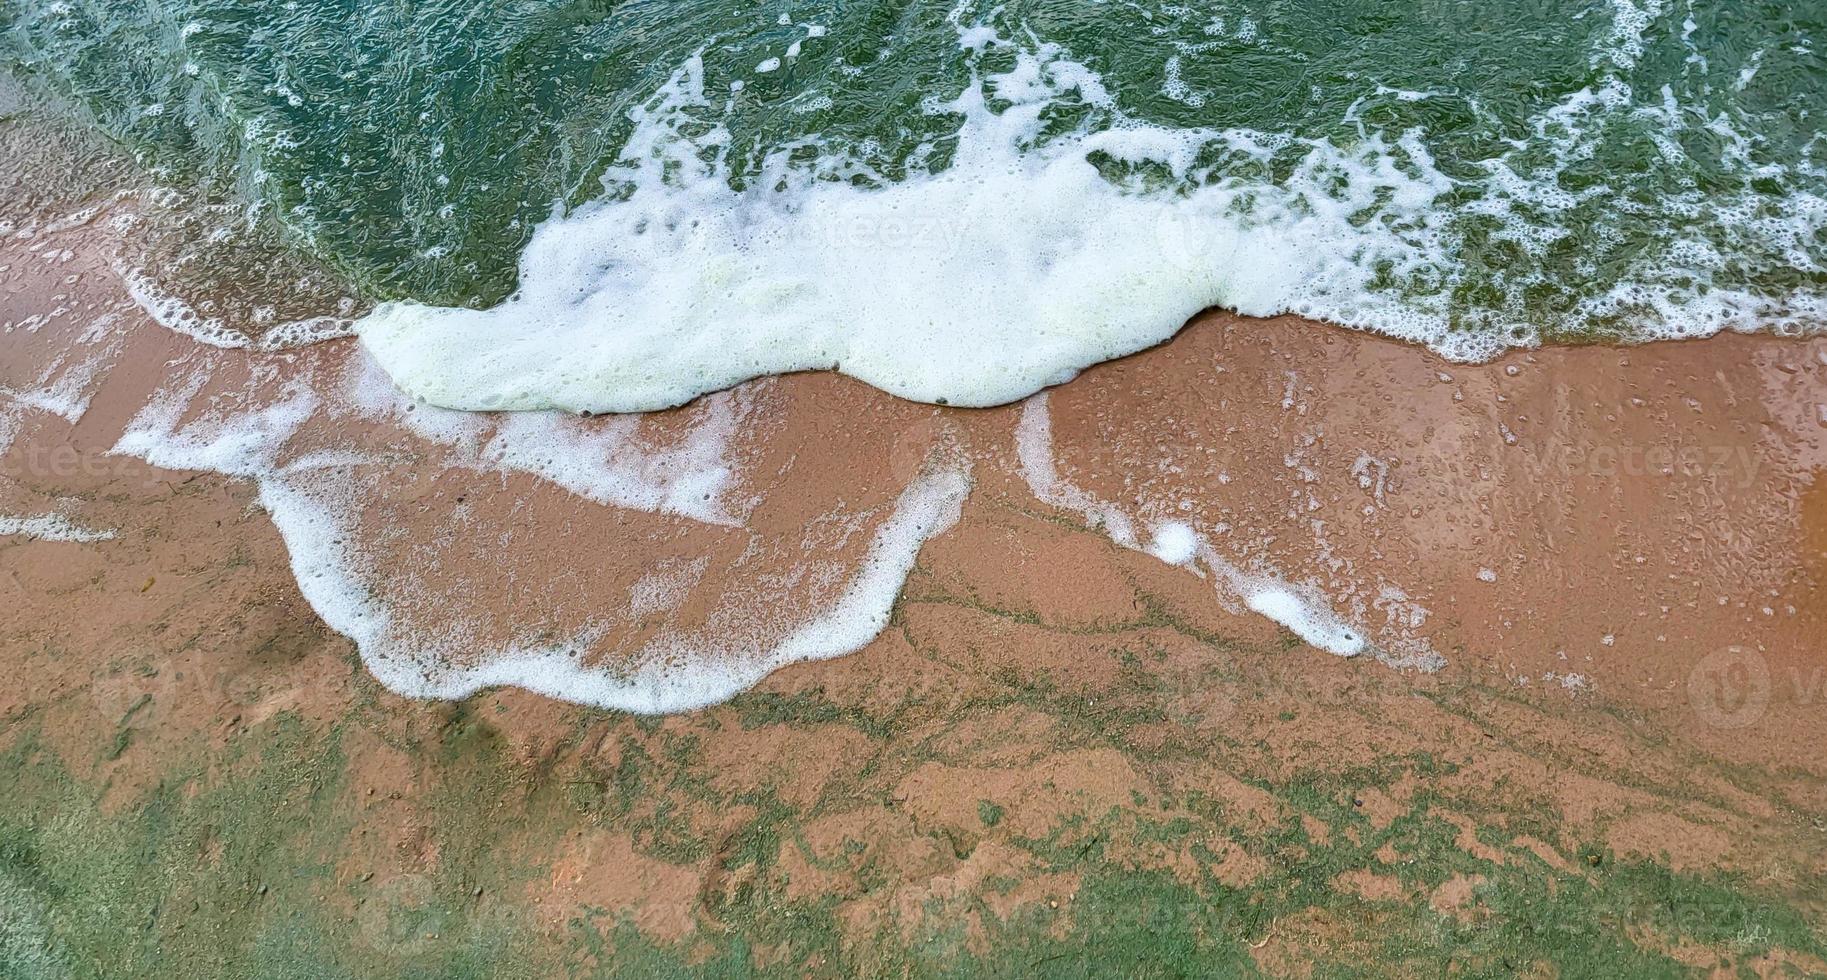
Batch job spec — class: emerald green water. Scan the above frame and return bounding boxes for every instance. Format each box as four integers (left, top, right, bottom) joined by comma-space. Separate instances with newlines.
2, 0, 1824, 349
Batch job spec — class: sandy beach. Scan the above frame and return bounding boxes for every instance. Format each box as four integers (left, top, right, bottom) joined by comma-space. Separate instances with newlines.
4, 190, 1826, 974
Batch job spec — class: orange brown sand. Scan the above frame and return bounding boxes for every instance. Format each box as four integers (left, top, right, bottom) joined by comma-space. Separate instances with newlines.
4, 202, 1827, 974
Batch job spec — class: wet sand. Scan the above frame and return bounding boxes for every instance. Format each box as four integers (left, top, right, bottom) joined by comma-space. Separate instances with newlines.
4, 207, 1827, 973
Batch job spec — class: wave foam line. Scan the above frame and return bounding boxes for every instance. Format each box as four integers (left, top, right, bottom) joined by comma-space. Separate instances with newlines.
354, 26, 1465, 413
343, 352, 753, 526
0, 513, 116, 543
1016, 392, 1437, 666
117, 263, 354, 352
108, 358, 972, 714
350, 460, 970, 713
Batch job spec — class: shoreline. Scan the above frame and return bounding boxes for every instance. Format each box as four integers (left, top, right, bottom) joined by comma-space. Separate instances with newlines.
3, 235, 1823, 736
4, 207, 1827, 972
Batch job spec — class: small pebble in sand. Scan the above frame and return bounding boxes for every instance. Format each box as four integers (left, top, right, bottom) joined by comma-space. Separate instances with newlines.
1477, 568, 1497, 583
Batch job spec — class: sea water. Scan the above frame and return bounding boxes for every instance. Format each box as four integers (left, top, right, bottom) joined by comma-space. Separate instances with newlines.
4, 0, 1822, 408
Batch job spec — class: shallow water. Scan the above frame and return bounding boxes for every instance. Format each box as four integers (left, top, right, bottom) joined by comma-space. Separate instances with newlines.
4, 0, 1823, 408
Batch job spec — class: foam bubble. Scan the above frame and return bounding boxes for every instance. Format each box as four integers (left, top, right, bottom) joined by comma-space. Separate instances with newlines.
1148, 520, 1199, 565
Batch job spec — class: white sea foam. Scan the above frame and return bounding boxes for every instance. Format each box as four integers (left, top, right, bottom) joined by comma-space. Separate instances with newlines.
1015, 392, 1138, 546
1147, 520, 1199, 565
1239, 584, 1363, 655
364, 460, 972, 713
116, 263, 250, 349
342, 352, 750, 525
355, 27, 1472, 413
627, 557, 710, 617
118, 262, 354, 351
0, 333, 122, 546
112, 368, 317, 478
0, 316, 121, 426
108, 355, 972, 714
0, 513, 115, 543
243, 450, 969, 715
353, 13, 1824, 414
1, 367, 99, 423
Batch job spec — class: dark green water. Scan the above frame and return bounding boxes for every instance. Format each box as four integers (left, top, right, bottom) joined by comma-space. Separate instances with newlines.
3, 0, 1824, 356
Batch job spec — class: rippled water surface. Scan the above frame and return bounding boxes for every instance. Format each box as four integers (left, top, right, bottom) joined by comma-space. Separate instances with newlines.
3, 0, 1823, 360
